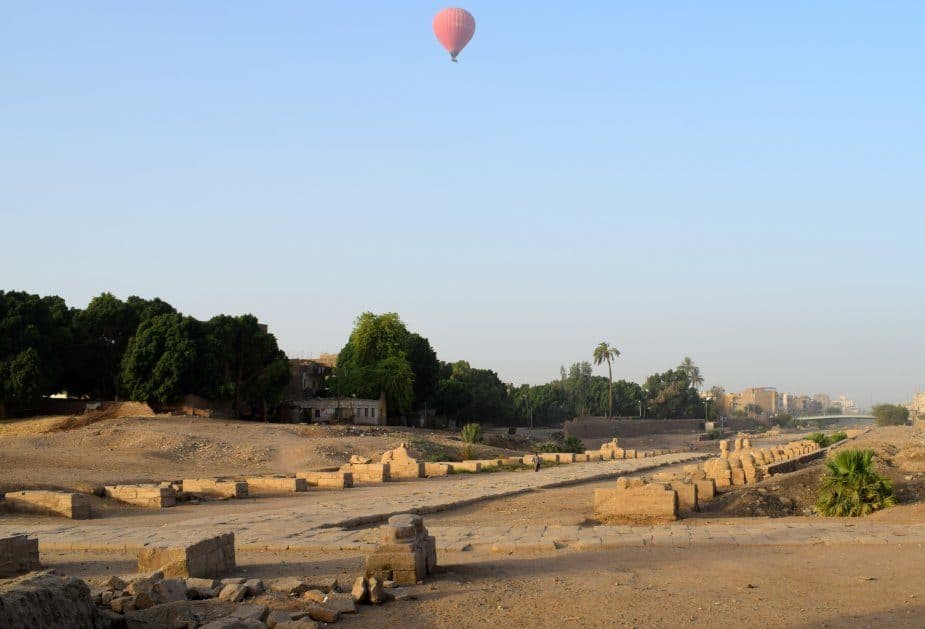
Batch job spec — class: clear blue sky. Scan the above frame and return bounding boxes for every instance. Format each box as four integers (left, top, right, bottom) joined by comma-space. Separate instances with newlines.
2, 2, 923, 406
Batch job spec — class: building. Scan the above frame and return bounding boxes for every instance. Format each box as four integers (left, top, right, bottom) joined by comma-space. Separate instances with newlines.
714, 387, 778, 420
905, 391, 925, 420
832, 395, 859, 414
283, 359, 331, 400
280, 393, 387, 425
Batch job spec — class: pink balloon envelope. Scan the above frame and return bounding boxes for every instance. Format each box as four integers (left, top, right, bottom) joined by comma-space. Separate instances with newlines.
433, 8, 476, 62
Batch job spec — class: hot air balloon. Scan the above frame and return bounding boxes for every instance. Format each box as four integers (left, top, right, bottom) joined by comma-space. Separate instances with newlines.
433, 8, 476, 62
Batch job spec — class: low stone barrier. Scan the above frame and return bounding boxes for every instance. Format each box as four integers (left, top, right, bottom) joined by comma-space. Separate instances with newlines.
0, 535, 40, 577
138, 533, 235, 578
669, 481, 699, 512
448, 461, 481, 473
297, 471, 354, 488
3, 491, 91, 520
182, 479, 248, 499
104, 484, 175, 508
342, 463, 390, 483
365, 514, 437, 586
381, 443, 425, 479
246, 476, 307, 493
593, 478, 679, 524
423, 463, 450, 477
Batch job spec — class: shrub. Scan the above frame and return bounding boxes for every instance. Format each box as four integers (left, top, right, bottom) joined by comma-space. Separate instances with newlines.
828, 431, 848, 444
808, 432, 827, 447
460, 423, 483, 444
532, 440, 560, 454
706, 428, 721, 440
562, 436, 585, 453
872, 404, 910, 427
815, 449, 896, 517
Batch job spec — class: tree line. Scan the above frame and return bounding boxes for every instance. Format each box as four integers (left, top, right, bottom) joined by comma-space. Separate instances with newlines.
0, 290, 289, 417
333, 312, 705, 424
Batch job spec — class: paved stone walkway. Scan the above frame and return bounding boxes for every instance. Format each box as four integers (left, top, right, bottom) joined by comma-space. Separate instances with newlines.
0, 452, 709, 552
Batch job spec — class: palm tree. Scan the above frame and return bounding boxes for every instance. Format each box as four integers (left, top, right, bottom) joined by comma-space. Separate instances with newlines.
593, 342, 621, 418
678, 356, 704, 390
816, 449, 896, 516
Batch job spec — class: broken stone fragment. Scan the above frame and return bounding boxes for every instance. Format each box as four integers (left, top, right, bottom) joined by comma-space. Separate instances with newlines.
301, 589, 326, 603
351, 576, 369, 604
323, 591, 357, 613
305, 604, 341, 624
218, 583, 248, 603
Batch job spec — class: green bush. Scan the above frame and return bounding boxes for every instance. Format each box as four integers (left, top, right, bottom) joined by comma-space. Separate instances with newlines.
706, 428, 721, 440
815, 449, 896, 517
562, 436, 585, 453
872, 404, 910, 427
532, 440, 560, 454
808, 432, 827, 447
460, 423, 483, 444
828, 431, 848, 444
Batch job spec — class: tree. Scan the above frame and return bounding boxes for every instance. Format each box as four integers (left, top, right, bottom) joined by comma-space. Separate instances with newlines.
0, 291, 72, 412
405, 333, 439, 409
593, 342, 621, 418
872, 404, 910, 427
815, 449, 895, 516
429, 379, 471, 421
120, 313, 201, 404
69, 293, 176, 399
202, 314, 290, 418
337, 312, 415, 415
677, 357, 704, 390
745, 403, 763, 419
643, 369, 704, 419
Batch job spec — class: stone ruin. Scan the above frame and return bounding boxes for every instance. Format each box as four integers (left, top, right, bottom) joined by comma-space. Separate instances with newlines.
365, 513, 437, 585
380, 443, 426, 479
137, 532, 236, 578
594, 477, 679, 524
0, 535, 40, 578
2, 490, 91, 520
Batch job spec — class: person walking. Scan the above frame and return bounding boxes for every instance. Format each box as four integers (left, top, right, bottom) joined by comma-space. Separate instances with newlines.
533, 454, 541, 472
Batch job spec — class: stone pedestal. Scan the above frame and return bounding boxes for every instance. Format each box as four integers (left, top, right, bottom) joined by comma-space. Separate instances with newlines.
4, 491, 91, 519
365, 514, 436, 585
138, 533, 235, 578
0, 535, 40, 577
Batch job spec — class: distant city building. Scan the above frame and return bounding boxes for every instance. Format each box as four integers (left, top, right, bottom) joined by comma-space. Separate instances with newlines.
832, 395, 859, 414
906, 391, 925, 419
279, 356, 387, 425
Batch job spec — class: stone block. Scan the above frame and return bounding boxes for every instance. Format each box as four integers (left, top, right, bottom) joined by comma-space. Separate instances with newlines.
624, 449, 637, 459
0, 535, 40, 577
388, 462, 425, 480
246, 476, 307, 493
694, 479, 716, 501
669, 482, 699, 512
539, 453, 560, 463
365, 514, 435, 585
343, 463, 390, 483
3, 490, 91, 519
137, 533, 235, 578
297, 471, 354, 488
104, 484, 176, 508
423, 463, 450, 477
182, 479, 248, 499
449, 461, 481, 473
593, 484, 678, 524
501, 457, 524, 466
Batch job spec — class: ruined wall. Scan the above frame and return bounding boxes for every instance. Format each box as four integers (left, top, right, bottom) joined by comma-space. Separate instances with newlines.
564, 417, 704, 439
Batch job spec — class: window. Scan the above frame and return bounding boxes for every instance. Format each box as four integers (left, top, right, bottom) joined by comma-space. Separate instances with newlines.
314, 409, 320, 418
365, 408, 369, 417
371, 408, 376, 418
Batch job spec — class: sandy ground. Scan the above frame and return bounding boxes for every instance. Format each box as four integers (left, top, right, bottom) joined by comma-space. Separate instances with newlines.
42, 543, 925, 628
4, 417, 924, 628
0, 415, 526, 491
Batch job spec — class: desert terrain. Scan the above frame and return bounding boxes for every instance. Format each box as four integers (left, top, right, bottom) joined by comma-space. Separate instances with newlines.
2, 416, 923, 628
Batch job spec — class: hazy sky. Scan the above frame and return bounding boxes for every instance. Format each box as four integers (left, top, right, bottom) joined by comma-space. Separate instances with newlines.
2, 2, 923, 406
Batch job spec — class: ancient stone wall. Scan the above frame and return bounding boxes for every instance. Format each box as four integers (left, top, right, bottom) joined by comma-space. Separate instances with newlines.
4, 490, 91, 519
245, 477, 307, 493
297, 471, 354, 488
104, 484, 175, 508
182, 479, 248, 499
137, 533, 235, 578
593, 479, 679, 524
0, 535, 40, 577
564, 417, 705, 439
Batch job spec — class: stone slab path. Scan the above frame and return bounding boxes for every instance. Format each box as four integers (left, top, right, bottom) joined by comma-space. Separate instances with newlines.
0, 452, 709, 552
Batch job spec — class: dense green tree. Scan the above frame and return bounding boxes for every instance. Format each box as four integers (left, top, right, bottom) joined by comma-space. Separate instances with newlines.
120, 313, 201, 404
0, 291, 72, 411
643, 369, 705, 419
69, 293, 176, 398
447, 361, 512, 421
872, 404, 910, 427
405, 333, 439, 408
336, 312, 416, 414
202, 314, 290, 418
593, 342, 621, 418
429, 378, 472, 420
